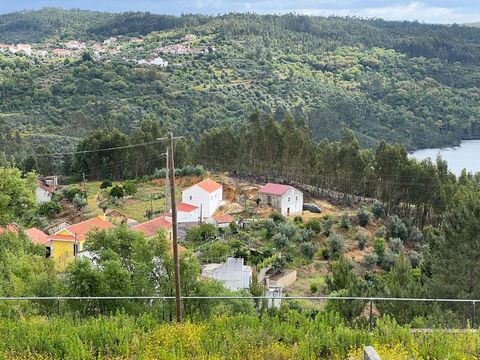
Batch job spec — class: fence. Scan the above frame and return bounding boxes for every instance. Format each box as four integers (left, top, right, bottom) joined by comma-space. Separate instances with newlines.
0, 296, 478, 329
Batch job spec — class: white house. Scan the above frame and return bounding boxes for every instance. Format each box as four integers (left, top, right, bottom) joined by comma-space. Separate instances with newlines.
176, 202, 201, 223
201, 257, 252, 290
258, 183, 303, 216
182, 178, 223, 219
36, 180, 55, 203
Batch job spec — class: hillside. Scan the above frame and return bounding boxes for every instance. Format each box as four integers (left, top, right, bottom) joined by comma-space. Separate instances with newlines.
2, 9, 480, 162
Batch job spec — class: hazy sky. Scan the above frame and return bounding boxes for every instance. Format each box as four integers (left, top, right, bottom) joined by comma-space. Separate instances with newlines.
1, 1, 479, 24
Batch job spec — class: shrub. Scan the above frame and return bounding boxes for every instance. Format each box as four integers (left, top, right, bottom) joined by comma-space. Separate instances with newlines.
72, 193, 87, 211
275, 222, 297, 238
323, 218, 334, 236
305, 219, 321, 233
298, 228, 315, 243
301, 242, 317, 260
62, 185, 83, 201
357, 208, 373, 227
100, 179, 112, 189
388, 237, 404, 254
186, 223, 217, 243
310, 283, 318, 294
375, 226, 386, 238
110, 185, 125, 199
272, 233, 288, 248
328, 233, 345, 258
123, 180, 137, 196
270, 212, 285, 223
339, 213, 351, 229
293, 216, 303, 225
380, 251, 398, 271
409, 250, 423, 268
364, 253, 378, 270
372, 202, 385, 219
387, 215, 407, 240
373, 237, 385, 260
356, 233, 369, 250
408, 225, 424, 244
38, 201, 62, 218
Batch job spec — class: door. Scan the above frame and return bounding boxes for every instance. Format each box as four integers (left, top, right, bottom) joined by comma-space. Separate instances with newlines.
287, 207, 290, 216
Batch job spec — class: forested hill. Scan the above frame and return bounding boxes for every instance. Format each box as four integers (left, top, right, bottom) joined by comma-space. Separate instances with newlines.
1, 8, 480, 162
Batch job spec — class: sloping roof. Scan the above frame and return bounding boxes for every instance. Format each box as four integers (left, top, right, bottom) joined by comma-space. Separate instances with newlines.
62, 215, 114, 241
0, 224, 20, 235
258, 183, 292, 196
185, 178, 222, 194
131, 216, 172, 238
177, 202, 199, 212
26, 227, 49, 245
37, 180, 55, 193
213, 214, 233, 224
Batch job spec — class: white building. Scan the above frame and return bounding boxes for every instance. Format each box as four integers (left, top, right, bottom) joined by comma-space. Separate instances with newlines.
176, 202, 201, 223
36, 177, 58, 203
182, 178, 223, 219
258, 183, 303, 216
201, 257, 252, 290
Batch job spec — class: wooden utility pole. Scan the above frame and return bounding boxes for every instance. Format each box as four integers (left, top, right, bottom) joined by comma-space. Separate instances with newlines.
167, 132, 182, 322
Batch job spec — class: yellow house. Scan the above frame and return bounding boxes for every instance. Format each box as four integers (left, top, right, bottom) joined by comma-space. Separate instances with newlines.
48, 215, 114, 270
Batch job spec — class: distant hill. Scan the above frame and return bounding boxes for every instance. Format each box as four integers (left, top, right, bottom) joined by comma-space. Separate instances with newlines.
1, 9, 480, 161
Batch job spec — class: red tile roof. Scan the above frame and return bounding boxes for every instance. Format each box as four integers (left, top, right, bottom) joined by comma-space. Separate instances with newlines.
213, 214, 233, 224
186, 178, 222, 193
48, 234, 75, 242
177, 202, 199, 212
131, 216, 172, 238
63, 216, 114, 241
258, 183, 292, 196
26, 228, 49, 245
0, 224, 20, 235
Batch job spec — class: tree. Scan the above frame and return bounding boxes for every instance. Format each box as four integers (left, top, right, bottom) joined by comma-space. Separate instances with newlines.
123, 180, 137, 196
109, 185, 124, 199
73, 193, 87, 211
100, 179, 112, 189
430, 190, 480, 299
0, 167, 36, 226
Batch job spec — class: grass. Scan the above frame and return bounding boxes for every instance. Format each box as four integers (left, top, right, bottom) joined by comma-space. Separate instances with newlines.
84, 180, 182, 222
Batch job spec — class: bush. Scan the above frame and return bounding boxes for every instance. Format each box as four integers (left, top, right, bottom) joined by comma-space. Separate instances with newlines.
357, 208, 373, 227
270, 212, 285, 223
310, 283, 318, 294
364, 253, 378, 270
272, 233, 288, 248
38, 201, 62, 218
380, 251, 398, 271
409, 250, 423, 268
62, 185, 83, 201
301, 242, 317, 260
328, 233, 345, 258
298, 228, 315, 243
375, 226, 386, 238
388, 237, 404, 254
339, 213, 351, 229
186, 223, 217, 243
275, 222, 297, 239
110, 185, 125, 199
356, 233, 368, 250
100, 179, 112, 189
305, 219, 321, 233
408, 225, 424, 244
123, 180, 137, 196
73, 193, 87, 211
387, 215, 408, 240
373, 237, 385, 260
323, 218, 334, 236
372, 202, 385, 219
293, 216, 303, 225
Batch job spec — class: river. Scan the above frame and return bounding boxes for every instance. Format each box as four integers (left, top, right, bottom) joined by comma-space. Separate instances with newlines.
409, 139, 480, 176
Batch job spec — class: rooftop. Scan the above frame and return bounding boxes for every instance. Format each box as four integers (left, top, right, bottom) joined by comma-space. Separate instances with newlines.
258, 183, 292, 196
26, 227, 49, 245
186, 178, 222, 193
131, 215, 172, 238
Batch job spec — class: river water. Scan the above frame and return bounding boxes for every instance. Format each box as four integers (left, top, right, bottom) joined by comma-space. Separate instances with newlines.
409, 140, 480, 176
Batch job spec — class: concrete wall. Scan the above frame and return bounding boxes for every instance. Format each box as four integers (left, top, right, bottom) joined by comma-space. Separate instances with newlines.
182, 187, 222, 218
177, 208, 201, 223
36, 187, 52, 203
202, 258, 252, 290
364, 346, 381, 360
258, 187, 303, 216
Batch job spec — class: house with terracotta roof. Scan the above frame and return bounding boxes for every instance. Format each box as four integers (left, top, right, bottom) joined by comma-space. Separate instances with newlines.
181, 178, 223, 219
26, 227, 49, 245
36, 177, 58, 203
213, 214, 234, 228
131, 215, 186, 254
48, 215, 114, 270
258, 183, 303, 216
0, 224, 20, 235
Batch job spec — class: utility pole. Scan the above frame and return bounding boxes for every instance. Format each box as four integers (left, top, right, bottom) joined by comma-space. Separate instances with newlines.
82, 172, 88, 204
165, 146, 170, 213
167, 132, 182, 322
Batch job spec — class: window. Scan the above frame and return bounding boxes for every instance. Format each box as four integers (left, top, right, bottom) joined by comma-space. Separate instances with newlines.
189, 195, 192, 200
288, 197, 290, 202
296, 196, 298, 201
